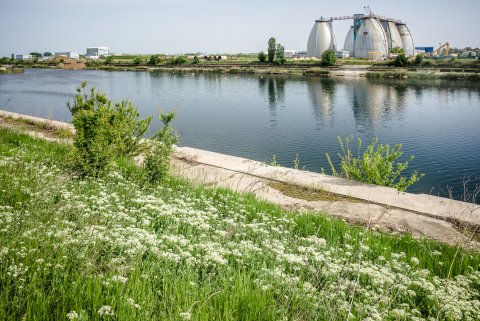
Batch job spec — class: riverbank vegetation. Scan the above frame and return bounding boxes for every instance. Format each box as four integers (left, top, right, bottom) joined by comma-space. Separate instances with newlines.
2, 126, 480, 320
1, 86, 480, 319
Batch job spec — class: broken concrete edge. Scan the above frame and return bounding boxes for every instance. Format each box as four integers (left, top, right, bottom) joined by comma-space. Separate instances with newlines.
2, 109, 479, 229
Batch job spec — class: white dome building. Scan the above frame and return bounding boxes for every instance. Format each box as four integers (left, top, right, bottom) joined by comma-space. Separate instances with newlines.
307, 20, 336, 58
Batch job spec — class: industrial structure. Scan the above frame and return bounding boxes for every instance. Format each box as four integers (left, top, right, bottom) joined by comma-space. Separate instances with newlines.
85, 47, 109, 59
307, 7, 414, 60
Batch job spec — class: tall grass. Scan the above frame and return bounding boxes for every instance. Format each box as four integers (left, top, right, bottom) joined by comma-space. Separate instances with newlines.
1, 128, 479, 320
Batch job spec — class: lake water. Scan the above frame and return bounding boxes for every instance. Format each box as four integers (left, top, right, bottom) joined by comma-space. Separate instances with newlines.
1, 68, 479, 200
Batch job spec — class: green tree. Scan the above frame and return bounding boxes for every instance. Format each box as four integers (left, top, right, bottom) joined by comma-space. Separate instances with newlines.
257, 51, 267, 62
276, 44, 285, 65
43, 52, 52, 57
30, 52, 43, 58
148, 54, 161, 65
321, 49, 337, 66
268, 37, 276, 62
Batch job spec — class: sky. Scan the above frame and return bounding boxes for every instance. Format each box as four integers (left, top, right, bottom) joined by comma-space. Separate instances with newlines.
1, 0, 479, 56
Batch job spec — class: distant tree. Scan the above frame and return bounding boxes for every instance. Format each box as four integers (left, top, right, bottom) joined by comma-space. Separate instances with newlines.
393, 53, 408, 67
258, 51, 267, 62
391, 47, 405, 54
30, 52, 43, 58
133, 56, 143, 65
43, 52, 52, 57
105, 56, 114, 64
192, 56, 200, 64
148, 54, 161, 65
275, 44, 285, 65
0, 57, 10, 64
321, 49, 337, 66
268, 37, 276, 62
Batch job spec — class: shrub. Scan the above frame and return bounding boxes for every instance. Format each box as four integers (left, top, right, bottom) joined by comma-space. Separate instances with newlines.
321, 49, 337, 66
149, 54, 161, 65
326, 136, 424, 191
258, 51, 267, 63
68, 82, 152, 176
176, 56, 188, 64
391, 47, 405, 54
105, 56, 114, 64
144, 111, 178, 184
393, 53, 408, 67
133, 56, 143, 65
414, 54, 423, 65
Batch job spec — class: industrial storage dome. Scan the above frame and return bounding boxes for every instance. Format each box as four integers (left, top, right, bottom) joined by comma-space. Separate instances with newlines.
307, 21, 336, 58
354, 18, 388, 59
381, 21, 403, 52
396, 24, 415, 56
343, 26, 355, 53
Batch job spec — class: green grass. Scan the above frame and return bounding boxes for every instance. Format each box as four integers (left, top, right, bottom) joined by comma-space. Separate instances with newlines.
1, 128, 479, 320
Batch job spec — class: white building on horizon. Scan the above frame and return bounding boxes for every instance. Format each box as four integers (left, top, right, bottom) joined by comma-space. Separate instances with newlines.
15, 54, 33, 60
85, 47, 109, 59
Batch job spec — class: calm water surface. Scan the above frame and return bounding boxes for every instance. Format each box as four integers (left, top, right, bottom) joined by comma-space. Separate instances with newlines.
1, 69, 479, 199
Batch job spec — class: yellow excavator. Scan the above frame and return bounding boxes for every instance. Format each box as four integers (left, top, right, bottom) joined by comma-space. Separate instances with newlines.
432, 42, 450, 56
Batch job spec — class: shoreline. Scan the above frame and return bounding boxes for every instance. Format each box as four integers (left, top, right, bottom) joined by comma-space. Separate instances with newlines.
1, 109, 479, 249
14, 61, 479, 80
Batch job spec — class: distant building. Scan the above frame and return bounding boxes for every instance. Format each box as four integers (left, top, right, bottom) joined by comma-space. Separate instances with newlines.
415, 47, 434, 54
15, 54, 33, 60
336, 50, 350, 58
284, 50, 297, 58
297, 51, 308, 58
85, 47, 109, 59
55, 52, 80, 59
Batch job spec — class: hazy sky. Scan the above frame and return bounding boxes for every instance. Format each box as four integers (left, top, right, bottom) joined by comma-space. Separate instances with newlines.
1, 0, 479, 56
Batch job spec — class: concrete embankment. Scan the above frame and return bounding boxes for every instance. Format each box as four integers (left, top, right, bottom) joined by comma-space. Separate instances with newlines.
1, 109, 479, 249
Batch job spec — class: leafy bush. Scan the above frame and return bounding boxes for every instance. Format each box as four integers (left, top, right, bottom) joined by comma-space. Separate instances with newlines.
68, 82, 152, 176
391, 47, 405, 54
174, 56, 187, 64
258, 51, 267, 63
149, 54, 162, 65
414, 54, 424, 65
326, 136, 423, 191
393, 53, 408, 67
133, 56, 143, 65
321, 49, 337, 66
144, 111, 178, 183
105, 56, 114, 64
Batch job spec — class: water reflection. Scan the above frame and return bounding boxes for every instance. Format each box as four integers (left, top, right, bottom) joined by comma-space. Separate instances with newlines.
348, 80, 407, 129
258, 76, 286, 126
306, 77, 336, 126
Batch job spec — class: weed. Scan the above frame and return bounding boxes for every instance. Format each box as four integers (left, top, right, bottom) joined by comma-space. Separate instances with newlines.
326, 136, 424, 191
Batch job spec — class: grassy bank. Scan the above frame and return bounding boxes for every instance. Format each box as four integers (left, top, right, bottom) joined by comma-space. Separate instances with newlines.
1, 128, 480, 320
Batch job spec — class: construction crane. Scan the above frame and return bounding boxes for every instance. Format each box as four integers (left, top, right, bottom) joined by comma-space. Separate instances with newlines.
433, 42, 450, 56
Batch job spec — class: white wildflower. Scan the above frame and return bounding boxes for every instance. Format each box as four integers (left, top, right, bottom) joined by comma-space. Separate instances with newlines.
179, 312, 192, 320
66, 311, 79, 320
98, 305, 115, 316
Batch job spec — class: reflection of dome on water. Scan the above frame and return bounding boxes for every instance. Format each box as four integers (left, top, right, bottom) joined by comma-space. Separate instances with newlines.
307, 20, 336, 58
307, 78, 336, 122
354, 18, 388, 59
